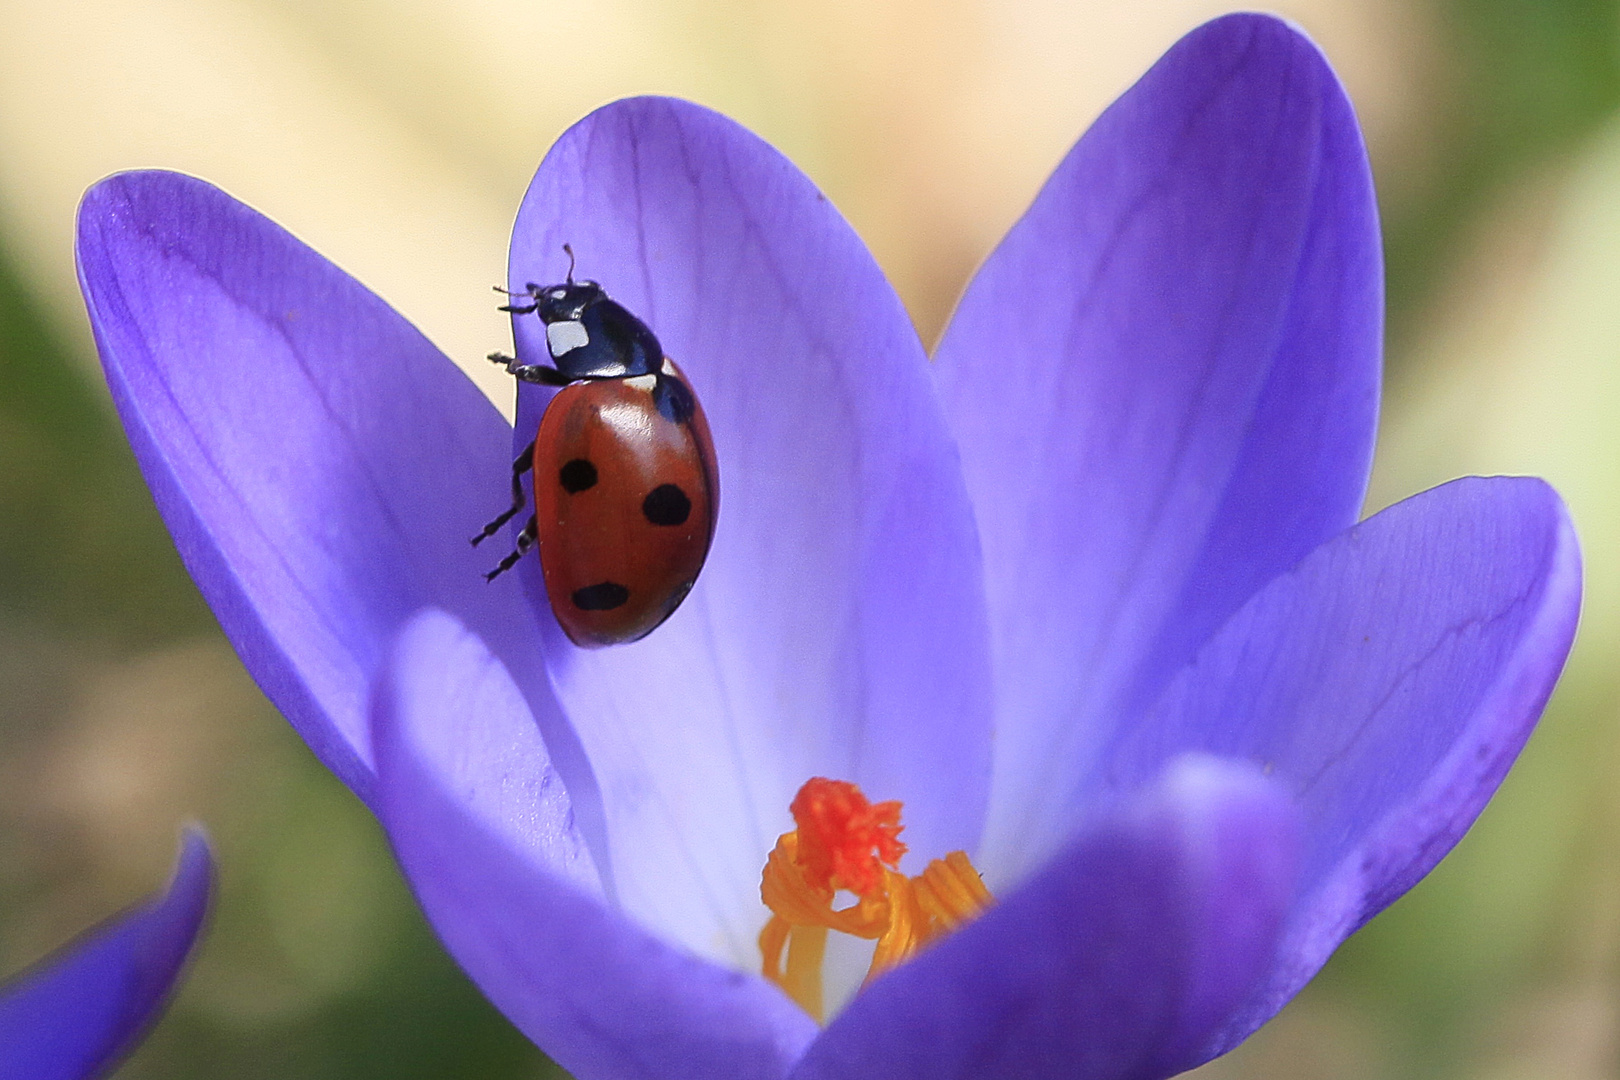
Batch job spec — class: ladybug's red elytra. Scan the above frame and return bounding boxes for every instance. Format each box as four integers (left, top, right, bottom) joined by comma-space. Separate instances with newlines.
473, 257, 718, 648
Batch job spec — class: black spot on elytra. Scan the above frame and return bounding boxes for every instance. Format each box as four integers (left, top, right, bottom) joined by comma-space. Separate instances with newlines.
559, 459, 598, 493
642, 484, 691, 526
572, 582, 629, 611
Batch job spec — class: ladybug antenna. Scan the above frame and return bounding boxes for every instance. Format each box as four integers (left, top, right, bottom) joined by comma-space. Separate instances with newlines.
562, 243, 576, 284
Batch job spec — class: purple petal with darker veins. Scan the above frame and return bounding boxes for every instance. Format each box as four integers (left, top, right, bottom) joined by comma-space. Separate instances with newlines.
934, 13, 1382, 881
1096, 476, 1580, 1058
372, 608, 817, 1080
790, 756, 1298, 1080
75, 173, 598, 855
0, 831, 212, 1080
505, 97, 992, 966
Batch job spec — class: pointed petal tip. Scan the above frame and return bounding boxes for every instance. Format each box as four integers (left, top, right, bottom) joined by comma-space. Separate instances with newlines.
167, 825, 216, 912
570, 93, 724, 127
0, 832, 214, 1080
76, 170, 223, 261
1174, 11, 1331, 67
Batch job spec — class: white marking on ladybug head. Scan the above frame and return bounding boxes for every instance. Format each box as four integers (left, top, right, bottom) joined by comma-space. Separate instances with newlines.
550, 289, 567, 300
661, 357, 677, 376
623, 374, 658, 394
547, 319, 590, 357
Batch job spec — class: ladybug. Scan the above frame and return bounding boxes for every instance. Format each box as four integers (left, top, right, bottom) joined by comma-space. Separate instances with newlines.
473, 252, 718, 648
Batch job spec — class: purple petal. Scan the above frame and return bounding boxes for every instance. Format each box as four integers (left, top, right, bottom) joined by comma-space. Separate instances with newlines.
790, 756, 1299, 1080
372, 608, 818, 1080
75, 173, 597, 845
1096, 476, 1580, 1058
934, 13, 1382, 879
0, 832, 212, 1080
505, 98, 992, 961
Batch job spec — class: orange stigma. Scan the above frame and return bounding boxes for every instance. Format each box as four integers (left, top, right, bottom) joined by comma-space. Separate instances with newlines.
790, 778, 906, 898
758, 777, 993, 1022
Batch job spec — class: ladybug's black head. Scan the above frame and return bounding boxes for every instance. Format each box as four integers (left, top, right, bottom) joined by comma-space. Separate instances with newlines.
522, 277, 664, 380
528, 280, 606, 324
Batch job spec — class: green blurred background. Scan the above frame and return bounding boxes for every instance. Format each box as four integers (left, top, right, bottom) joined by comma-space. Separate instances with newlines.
2, 2, 1619, 1077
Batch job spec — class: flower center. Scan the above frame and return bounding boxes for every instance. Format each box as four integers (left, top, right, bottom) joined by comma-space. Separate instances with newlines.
757, 777, 993, 1022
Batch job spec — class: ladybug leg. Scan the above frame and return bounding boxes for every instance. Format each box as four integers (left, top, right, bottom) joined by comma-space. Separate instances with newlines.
470, 441, 536, 546
487, 352, 572, 386
483, 514, 538, 582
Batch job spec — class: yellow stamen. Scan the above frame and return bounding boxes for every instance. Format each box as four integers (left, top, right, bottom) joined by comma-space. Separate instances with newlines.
758, 777, 994, 1020
782, 924, 828, 1024
915, 851, 993, 931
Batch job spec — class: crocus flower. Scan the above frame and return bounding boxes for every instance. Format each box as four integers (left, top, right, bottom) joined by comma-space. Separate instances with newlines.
0, 832, 212, 1080
73, 13, 1580, 1080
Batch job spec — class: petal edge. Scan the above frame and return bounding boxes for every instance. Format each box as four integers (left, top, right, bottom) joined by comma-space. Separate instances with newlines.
0, 831, 213, 1080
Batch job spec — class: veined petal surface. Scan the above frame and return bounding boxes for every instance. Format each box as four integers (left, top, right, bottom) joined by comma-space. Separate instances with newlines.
1098, 476, 1580, 1057
790, 757, 1299, 1080
372, 609, 817, 1080
935, 13, 1382, 879
76, 173, 592, 832
507, 98, 994, 962
0, 832, 212, 1080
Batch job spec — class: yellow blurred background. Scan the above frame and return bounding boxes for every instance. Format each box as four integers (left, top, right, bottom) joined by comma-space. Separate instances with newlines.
1, 2, 1617, 1077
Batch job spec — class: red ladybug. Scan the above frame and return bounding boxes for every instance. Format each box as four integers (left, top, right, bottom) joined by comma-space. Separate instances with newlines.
474, 260, 718, 648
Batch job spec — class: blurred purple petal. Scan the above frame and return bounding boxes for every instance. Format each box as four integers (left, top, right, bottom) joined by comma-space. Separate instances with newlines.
791, 757, 1299, 1080
372, 608, 817, 1080
1098, 476, 1580, 1056
506, 98, 993, 962
934, 13, 1382, 879
0, 832, 212, 1080
75, 173, 596, 844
